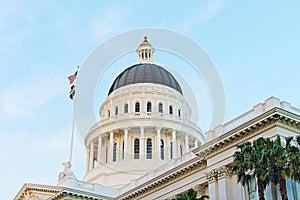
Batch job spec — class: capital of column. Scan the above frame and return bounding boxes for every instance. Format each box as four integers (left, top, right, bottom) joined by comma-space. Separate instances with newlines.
193, 184, 207, 196
218, 166, 232, 179
109, 131, 114, 138
140, 126, 145, 138
205, 169, 218, 183
156, 127, 161, 133
172, 129, 177, 136
206, 166, 232, 183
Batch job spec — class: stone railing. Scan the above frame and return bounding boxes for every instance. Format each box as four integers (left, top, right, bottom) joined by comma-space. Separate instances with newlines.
76, 180, 118, 197
291, 106, 300, 116
222, 110, 255, 133
206, 97, 299, 142
120, 151, 196, 194
102, 111, 184, 123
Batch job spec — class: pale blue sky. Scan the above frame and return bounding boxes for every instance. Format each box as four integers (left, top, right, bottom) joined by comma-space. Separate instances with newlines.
1, 1, 300, 199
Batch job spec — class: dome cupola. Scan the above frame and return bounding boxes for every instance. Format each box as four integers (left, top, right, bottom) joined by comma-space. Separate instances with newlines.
108, 37, 182, 95
136, 36, 154, 63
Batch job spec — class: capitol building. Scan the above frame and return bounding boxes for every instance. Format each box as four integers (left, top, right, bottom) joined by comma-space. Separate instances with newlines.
15, 37, 300, 200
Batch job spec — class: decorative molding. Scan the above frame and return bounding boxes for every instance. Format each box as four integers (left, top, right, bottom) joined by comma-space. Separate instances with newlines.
206, 165, 232, 183
205, 169, 218, 183
218, 166, 232, 179
193, 184, 207, 196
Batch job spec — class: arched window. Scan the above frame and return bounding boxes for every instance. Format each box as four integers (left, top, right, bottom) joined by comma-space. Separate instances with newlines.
108, 110, 110, 117
178, 109, 181, 117
113, 143, 117, 162
122, 141, 125, 159
135, 102, 140, 112
93, 158, 97, 168
124, 103, 128, 113
169, 105, 173, 115
180, 145, 183, 157
115, 106, 118, 115
147, 102, 152, 112
160, 139, 164, 160
105, 146, 108, 163
134, 139, 139, 159
158, 103, 163, 113
146, 138, 152, 159
170, 141, 173, 159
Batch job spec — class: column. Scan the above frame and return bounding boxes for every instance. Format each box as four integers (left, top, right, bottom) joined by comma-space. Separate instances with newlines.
156, 128, 161, 160
206, 169, 219, 200
194, 138, 199, 148
140, 127, 145, 159
97, 136, 102, 166
166, 136, 170, 160
185, 134, 189, 153
172, 130, 177, 158
89, 141, 94, 170
218, 166, 243, 200
85, 150, 89, 173
108, 132, 114, 163
124, 129, 128, 160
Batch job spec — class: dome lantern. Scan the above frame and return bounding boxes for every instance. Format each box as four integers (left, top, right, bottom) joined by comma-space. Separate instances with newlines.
137, 36, 154, 63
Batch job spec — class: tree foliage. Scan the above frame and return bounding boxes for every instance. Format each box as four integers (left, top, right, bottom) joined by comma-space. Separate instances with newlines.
232, 135, 300, 200
174, 188, 209, 200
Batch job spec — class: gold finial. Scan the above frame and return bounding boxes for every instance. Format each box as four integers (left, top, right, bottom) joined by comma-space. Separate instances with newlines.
77, 66, 80, 69
144, 36, 148, 40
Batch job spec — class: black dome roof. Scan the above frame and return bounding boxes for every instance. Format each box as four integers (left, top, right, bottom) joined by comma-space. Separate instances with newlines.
108, 63, 182, 95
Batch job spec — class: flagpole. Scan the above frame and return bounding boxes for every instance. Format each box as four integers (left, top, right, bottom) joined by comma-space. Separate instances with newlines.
69, 97, 76, 165
68, 66, 79, 167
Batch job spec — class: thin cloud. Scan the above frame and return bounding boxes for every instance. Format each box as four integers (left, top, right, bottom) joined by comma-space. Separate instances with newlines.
180, 0, 225, 31
0, 128, 72, 199
87, 5, 130, 41
0, 77, 65, 119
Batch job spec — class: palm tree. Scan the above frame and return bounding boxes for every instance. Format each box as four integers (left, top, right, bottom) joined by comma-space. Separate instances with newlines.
278, 136, 300, 199
252, 137, 270, 200
234, 136, 300, 200
174, 188, 209, 200
288, 135, 300, 182
233, 138, 269, 200
260, 137, 287, 200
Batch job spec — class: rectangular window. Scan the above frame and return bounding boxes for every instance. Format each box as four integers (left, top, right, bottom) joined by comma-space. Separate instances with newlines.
248, 177, 258, 200
134, 139, 139, 159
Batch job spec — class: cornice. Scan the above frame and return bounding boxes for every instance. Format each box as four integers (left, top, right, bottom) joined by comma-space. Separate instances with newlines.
193, 107, 300, 159
14, 183, 63, 200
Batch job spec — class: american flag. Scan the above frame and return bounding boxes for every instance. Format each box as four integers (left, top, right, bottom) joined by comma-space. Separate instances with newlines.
68, 71, 77, 84
68, 70, 78, 100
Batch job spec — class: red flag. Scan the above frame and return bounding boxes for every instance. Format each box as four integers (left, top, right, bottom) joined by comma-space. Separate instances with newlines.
68, 71, 77, 84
